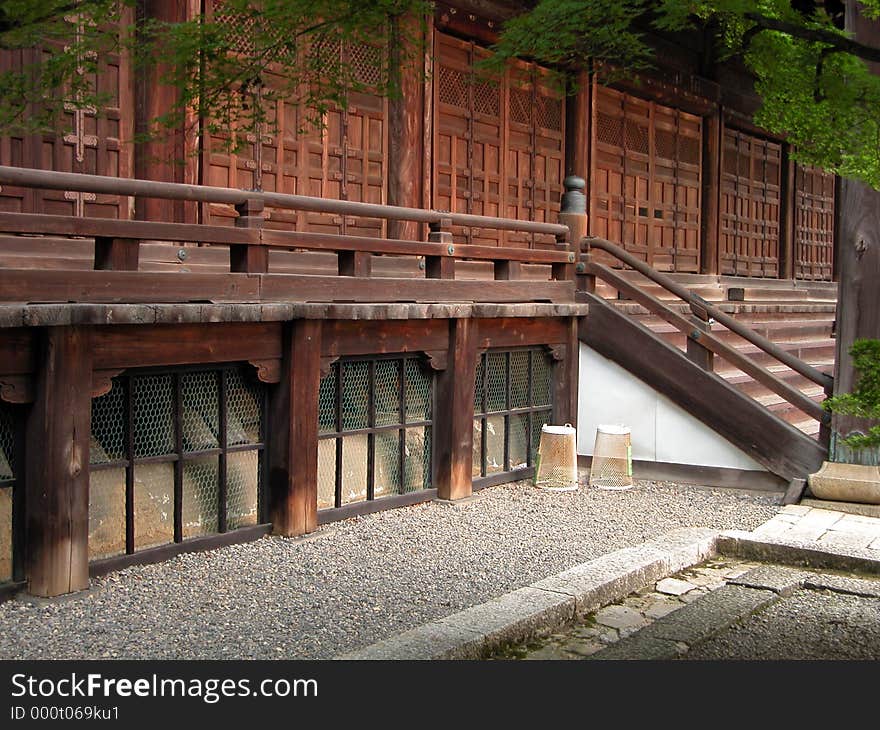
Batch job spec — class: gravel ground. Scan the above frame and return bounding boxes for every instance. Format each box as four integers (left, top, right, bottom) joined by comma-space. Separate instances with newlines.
684, 589, 880, 660
0, 476, 780, 660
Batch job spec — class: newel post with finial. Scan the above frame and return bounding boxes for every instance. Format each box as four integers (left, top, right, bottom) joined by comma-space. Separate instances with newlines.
559, 176, 593, 295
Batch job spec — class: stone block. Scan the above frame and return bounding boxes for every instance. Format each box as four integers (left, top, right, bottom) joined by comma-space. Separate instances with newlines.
808, 461, 880, 505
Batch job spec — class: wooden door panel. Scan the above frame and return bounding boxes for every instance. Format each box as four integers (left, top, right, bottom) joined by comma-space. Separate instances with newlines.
590, 86, 701, 271
720, 129, 781, 278
794, 165, 835, 281
434, 31, 564, 250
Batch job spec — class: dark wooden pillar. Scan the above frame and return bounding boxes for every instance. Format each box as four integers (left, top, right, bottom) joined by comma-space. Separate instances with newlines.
135, 0, 197, 224
779, 146, 796, 280
564, 71, 590, 180
833, 3, 880, 444
433, 317, 478, 501
25, 326, 92, 597
387, 14, 424, 241
700, 110, 722, 275
268, 320, 321, 536
552, 318, 580, 428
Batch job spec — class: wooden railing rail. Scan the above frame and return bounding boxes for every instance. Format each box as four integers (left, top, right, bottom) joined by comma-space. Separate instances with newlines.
0, 166, 569, 238
578, 236, 832, 430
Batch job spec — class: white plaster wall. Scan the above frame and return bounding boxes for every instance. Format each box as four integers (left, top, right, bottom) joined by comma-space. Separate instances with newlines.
577, 343, 766, 471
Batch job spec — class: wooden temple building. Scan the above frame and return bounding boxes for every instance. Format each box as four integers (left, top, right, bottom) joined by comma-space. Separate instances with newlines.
0, 1, 839, 597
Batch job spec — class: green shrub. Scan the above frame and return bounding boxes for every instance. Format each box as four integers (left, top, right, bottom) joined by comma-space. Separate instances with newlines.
823, 338, 880, 449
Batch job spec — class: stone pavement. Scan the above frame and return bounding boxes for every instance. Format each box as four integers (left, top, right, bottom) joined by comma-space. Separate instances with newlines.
340, 501, 880, 660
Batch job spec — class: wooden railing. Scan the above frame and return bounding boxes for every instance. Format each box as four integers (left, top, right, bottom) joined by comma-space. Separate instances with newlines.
0, 166, 577, 304
577, 235, 833, 443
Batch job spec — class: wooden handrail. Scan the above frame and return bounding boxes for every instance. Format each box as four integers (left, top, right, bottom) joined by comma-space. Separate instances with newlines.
582, 235, 833, 390
586, 261, 828, 424
0, 166, 569, 238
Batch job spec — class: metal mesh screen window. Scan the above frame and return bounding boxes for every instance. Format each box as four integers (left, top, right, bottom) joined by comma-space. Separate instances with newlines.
88, 365, 266, 561
473, 348, 554, 479
317, 355, 433, 510
0, 403, 20, 584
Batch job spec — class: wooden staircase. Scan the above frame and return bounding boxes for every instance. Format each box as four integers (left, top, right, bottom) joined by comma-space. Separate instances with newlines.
600, 272, 837, 440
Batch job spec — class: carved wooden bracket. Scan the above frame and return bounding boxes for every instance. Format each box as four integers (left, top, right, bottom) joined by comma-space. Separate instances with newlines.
91, 369, 125, 399
548, 344, 567, 362
424, 350, 448, 371
0, 376, 33, 404
319, 356, 340, 379
248, 359, 281, 384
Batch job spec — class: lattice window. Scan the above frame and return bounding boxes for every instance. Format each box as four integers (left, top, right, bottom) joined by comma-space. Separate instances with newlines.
536, 94, 563, 132
596, 112, 624, 147
212, 0, 297, 65
317, 355, 434, 510
624, 119, 649, 155
473, 348, 554, 479
438, 65, 468, 108
473, 79, 501, 117
0, 403, 19, 584
350, 41, 382, 88
88, 365, 266, 561
510, 88, 532, 125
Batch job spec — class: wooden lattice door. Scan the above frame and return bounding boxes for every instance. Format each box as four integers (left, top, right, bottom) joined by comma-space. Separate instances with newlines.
433, 32, 564, 248
720, 129, 781, 278
589, 86, 701, 272
204, 2, 388, 235
794, 164, 835, 281
0, 15, 133, 218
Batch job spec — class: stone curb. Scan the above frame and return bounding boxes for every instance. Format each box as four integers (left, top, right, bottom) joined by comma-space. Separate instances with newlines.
717, 529, 880, 576
336, 527, 720, 660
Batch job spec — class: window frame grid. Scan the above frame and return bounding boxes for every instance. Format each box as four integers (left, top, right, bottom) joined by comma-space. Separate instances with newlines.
0, 403, 25, 584
473, 347, 554, 479
88, 363, 267, 558
318, 353, 434, 511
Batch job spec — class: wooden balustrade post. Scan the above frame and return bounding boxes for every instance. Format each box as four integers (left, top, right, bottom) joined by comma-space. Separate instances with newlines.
686, 313, 715, 372
426, 218, 455, 279
94, 237, 140, 271
231, 198, 268, 273
433, 317, 477, 501
493, 260, 522, 280
338, 251, 373, 277
267, 320, 321, 536
25, 326, 92, 597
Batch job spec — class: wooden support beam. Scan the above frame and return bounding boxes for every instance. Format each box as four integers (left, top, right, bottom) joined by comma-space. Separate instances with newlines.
24, 326, 92, 596
267, 320, 321, 536
94, 237, 140, 271
552, 317, 579, 428
433, 318, 478, 501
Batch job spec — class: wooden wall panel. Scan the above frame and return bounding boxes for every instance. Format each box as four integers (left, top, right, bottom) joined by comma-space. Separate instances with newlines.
720, 128, 781, 278
589, 85, 701, 272
203, 2, 388, 237
0, 14, 134, 219
433, 32, 564, 249
794, 164, 835, 281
